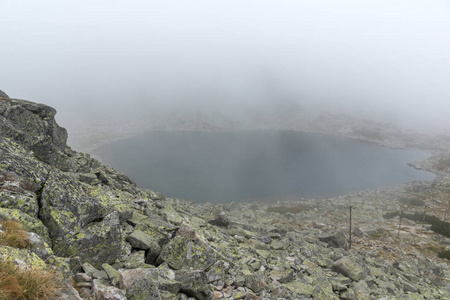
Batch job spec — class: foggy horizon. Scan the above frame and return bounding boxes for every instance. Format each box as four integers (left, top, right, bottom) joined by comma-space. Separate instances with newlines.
1, 1, 450, 138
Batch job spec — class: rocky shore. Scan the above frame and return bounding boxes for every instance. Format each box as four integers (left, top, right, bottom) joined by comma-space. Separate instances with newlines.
0, 91, 449, 299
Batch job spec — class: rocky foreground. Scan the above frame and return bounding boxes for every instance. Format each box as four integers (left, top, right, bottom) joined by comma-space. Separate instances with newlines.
0, 91, 449, 299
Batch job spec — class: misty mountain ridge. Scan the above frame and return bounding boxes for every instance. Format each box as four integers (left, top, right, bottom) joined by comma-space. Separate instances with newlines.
66, 102, 450, 154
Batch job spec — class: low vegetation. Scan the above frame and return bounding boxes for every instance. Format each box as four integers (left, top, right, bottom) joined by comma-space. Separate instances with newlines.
0, 219, 62, 299
266, 204, 307, 214
0, 259, 60, 300
383, 211, 450, 238
435, 157, 450, 172
438, 249, 450, 260
0, 219, 30, 249
397, 196, 425, 206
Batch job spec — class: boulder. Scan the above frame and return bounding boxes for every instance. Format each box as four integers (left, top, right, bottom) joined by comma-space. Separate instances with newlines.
118, 268, 157, 290
92, 279, 127, 300
319, 231, 348, 249
175, 269, 214, 300
331, 256, 369, 281
102, 263, 121, 287
312, 277, 339, 300
157, 236, 216, 271
244, 274, 267, 293
126, 276, 160, 300
27, 232, 53, 259
208, 211, 229, 227
126, 229, 160, 250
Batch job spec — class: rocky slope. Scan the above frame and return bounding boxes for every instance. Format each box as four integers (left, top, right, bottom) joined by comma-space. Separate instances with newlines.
0, 91, 449, 299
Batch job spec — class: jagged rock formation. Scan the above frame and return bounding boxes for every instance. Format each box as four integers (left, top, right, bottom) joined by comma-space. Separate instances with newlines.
0, 94, 449, 299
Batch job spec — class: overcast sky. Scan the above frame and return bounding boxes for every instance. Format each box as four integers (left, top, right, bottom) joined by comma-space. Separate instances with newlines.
1, 1, 450, 134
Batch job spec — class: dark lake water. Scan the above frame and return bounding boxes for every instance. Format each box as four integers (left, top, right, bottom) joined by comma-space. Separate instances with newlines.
94, 130, 435, 203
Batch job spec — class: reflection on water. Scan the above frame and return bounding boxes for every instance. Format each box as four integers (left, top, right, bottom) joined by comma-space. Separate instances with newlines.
94, 130, 435, 203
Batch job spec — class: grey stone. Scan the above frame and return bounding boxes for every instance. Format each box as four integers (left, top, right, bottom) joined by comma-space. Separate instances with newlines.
157, 236, 216, 271
208, 211, 229, 227
93, 278, 127, 300
119, 268, 157, 291
332, 256, 368, 281
78, 172, 99, 184
126, 229, 159, 250
261, 235, 272, 244
319, 231, 348, 249
82, 262, 100, 277
27, 232, 52, 259
127, 277, 160, 300
175, 269, 214, 300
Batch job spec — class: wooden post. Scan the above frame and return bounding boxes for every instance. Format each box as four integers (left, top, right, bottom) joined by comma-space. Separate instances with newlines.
349, 206, 352, 250
398, 210, 403, 239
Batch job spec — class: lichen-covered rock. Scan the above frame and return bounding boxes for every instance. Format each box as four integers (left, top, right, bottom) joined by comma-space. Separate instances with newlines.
119, 268, 157, 291
127, 276, 161, 300
332, 256, 369, 281
27, 231, 53, 259
244, 273, 267, 293
175, 269, 214, 300
160, 202, 184, 225
0, 98, 70, 168
102, 263, 121, 287
0, 207, 51, 244
126, 229, 160, 251
157, 236, 217, 271
312, 277, 339, 300
0, 245, 46, 269
0, 189, 39, 218
318, 231, 348, 249
61, 212, 123, 268
269, 269, 294, 283
93, 278, 127, 300
283, 279, 314, 297
208, 210, 229, 227
350, 281, 371, 300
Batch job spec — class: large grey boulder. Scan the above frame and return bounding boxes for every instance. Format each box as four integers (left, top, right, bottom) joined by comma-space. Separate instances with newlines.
0, 98, 70, 168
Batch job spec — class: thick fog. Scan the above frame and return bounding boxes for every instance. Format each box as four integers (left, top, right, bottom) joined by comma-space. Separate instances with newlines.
1, 1, 450, 145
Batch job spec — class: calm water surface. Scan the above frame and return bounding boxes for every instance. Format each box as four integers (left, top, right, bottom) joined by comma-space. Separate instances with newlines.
94, 130, 435, 203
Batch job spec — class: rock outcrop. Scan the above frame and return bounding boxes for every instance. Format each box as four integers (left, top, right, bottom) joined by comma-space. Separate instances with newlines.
1, 93, 449, 299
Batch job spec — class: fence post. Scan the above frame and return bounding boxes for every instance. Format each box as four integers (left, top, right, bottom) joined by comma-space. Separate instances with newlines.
398, 210, 403, 239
